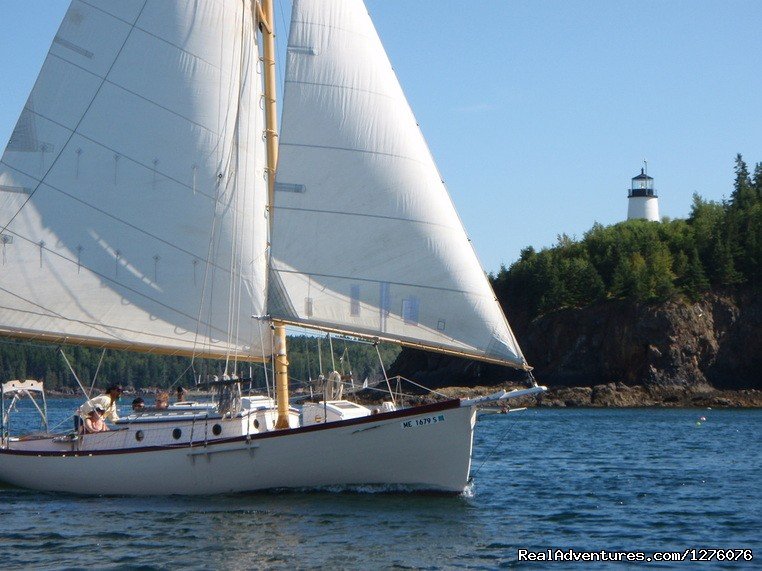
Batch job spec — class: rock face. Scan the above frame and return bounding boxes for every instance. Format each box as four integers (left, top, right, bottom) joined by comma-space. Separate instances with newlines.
389, 287, 760, 391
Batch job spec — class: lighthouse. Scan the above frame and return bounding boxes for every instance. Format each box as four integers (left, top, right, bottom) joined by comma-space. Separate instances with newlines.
627, 166, 660, 222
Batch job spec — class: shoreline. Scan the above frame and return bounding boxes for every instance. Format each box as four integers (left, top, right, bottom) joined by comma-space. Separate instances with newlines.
434, 383, 762, 408
44, 383, 762, 408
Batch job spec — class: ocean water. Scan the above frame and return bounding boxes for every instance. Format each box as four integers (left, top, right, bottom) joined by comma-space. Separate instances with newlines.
0, 399, 760, 569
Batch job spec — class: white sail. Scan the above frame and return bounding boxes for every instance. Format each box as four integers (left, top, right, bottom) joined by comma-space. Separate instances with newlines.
269, 0, 526, 367
0, 1, 270, 360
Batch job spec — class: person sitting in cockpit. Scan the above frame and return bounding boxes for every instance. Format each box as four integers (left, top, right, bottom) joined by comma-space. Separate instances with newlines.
81, 407, 110, 434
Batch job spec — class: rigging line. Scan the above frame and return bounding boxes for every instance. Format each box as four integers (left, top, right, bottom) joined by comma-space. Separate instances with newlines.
0, 0, 149, 240
169, 362, 197, 392
375, 344, 395, 407
317, 335, 323, 376
392, 375, 450, 399
221, 2, 260, 371
46, 413, 75, 435
87, 348, 107, 398
0, 285, 140, 347
234, 7, 260, 374
192, 2, 253, 364
328, 333, 336, 372
276, 0, 287, 105
0, 232, 233, 340
472, 413, 521, 478
59, 349, 93, 406
215, 3, 249, 176
305, 342, 312, 381
271, 325, 276, 397
258, 319, 271, 399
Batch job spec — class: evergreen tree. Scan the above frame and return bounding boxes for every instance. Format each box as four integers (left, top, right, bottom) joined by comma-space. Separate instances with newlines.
647, 243, 676, 299
681, 249, 710, 301
753, 162, 762, 199
732, 154, 755, 210
709, 239, 743, 286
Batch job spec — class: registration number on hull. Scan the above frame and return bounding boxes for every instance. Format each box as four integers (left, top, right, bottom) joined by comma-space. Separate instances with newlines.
402, 414, 445, 428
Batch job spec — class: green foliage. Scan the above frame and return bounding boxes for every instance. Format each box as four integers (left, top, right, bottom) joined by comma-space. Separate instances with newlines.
494, 155, 761, 322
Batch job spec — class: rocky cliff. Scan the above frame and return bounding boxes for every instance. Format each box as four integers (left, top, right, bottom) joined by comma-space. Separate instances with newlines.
389, 287, 760, 392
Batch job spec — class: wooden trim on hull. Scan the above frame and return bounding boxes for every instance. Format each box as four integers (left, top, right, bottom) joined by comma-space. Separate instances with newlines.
0, 399, 462, 458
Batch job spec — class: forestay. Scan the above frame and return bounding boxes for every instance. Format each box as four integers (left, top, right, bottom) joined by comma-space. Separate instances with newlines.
0, 1, 270, 359
270, 0, 527, 367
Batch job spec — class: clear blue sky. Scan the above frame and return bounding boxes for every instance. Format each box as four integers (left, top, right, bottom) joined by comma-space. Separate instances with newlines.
2, 0, 761, 273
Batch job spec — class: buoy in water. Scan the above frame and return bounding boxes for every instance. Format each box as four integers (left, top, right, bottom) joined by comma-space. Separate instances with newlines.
699, 416, 707, 422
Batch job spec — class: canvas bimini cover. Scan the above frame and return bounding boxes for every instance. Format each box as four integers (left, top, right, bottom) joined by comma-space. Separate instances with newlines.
269, 0, 527, 368
0, 1, 271, 360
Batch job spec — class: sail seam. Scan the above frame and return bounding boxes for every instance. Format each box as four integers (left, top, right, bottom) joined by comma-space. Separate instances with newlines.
0, 230, 236, 339
77, 0, 228, 72
0, 304, 207, 347
0, 312, 226, 349
5, 109, 219, 203
0, 0, 149, 243
0, 287, 132, 345
271, 268, 494, 298
45, 52, 221, 136
289, 19, 374, 42
283, 79, 396, 103
279, 142, 429, 166
76, 0, 140, 26
273, 206, 459, 232
0, 161, 237, 276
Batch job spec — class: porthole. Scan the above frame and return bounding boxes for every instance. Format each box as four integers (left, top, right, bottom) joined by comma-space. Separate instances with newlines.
212, 424, 222, 436
172, 428, 182, 440
135, 430, 144, 442
253, 419, 260, 429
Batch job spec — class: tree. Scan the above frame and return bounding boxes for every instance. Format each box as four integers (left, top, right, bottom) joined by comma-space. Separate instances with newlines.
681, 249, 710, 301
732, 154, 755, 210
647, 243, 676, 299
709, 239, 743, 286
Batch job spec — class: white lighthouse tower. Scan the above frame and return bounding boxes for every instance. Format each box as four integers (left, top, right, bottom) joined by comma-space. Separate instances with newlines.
627, 165, 660, 222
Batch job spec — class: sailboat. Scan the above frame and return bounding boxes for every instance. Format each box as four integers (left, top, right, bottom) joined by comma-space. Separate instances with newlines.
0, 0, 544, 495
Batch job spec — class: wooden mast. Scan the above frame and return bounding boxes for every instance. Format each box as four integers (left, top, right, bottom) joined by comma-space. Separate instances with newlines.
256, 0, 290, 429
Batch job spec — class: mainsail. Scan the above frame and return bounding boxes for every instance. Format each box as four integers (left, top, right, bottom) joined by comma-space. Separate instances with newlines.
0, 1, 270, 359
270, 0, 527, 368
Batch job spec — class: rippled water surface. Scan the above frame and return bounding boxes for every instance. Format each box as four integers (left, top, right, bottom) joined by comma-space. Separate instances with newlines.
1, 400, 760, 569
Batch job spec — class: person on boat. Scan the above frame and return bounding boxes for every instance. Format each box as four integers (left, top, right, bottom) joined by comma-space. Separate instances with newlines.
81, 407, 110, 434
155, 391, 169, 409
75, 385, 123, 430
131, 397, 145, 412
175, 386, 186, 403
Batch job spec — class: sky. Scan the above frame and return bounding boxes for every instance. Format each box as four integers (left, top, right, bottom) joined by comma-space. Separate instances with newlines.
1, 0, 761, 274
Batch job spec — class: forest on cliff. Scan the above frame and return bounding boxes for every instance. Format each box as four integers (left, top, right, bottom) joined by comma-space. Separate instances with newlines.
492, 155, 761, 329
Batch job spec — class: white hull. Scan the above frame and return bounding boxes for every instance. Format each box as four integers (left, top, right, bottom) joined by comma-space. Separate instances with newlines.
0, 402, 475, 495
